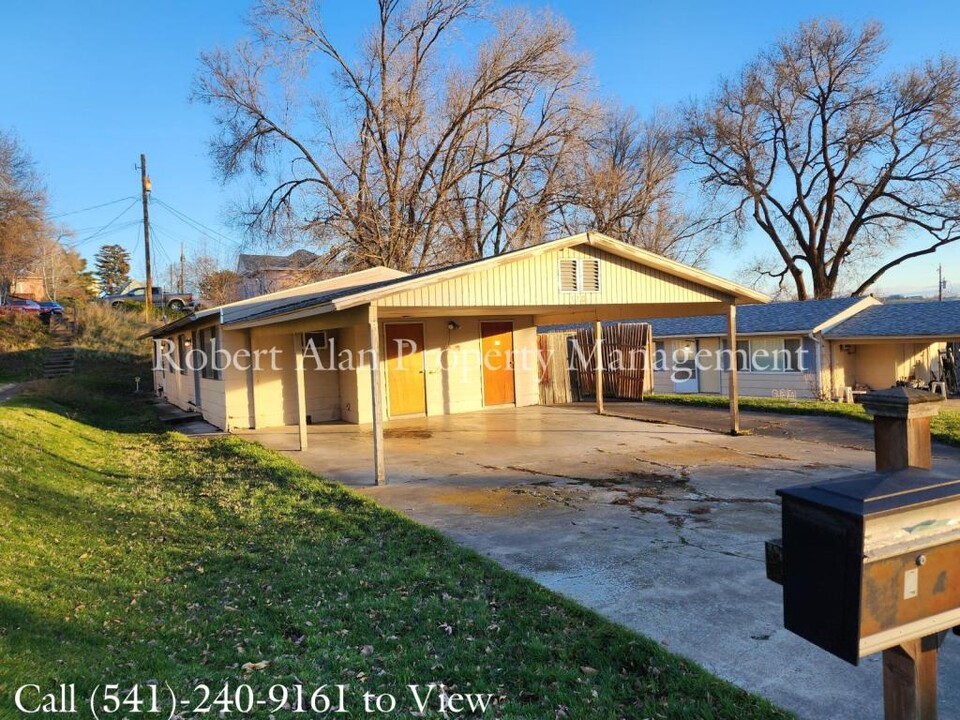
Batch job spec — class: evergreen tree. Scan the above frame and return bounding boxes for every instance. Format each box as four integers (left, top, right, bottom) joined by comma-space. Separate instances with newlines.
94, 244, 131, 295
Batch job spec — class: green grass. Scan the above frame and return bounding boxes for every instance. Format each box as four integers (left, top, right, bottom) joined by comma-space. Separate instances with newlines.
0, 315, 52, 382
0, 355, 792, 719
647, 393, 960, 446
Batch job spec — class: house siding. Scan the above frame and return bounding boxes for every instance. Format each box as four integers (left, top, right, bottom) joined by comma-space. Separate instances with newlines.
377, 246, 727, 310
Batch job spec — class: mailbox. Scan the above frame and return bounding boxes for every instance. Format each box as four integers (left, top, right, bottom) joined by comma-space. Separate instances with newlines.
776, 467, 960, 665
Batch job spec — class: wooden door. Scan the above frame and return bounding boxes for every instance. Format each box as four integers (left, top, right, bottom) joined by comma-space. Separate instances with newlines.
481, 321, 515, 406
385, 323, 426, 416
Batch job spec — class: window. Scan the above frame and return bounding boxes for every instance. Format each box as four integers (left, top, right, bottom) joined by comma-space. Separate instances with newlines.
558, 258, 601, 292
304, 331, 328, 351
177, 334, 187, 375
199, 326, 222, 380
728, 338, 804, 373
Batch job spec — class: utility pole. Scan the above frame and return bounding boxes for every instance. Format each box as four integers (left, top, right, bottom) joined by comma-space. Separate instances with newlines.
179, 242, 185, 294
939, 264, 946, 302
140, 153, 152, 318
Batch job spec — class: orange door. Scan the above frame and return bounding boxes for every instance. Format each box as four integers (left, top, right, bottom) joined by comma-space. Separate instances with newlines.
481, 321, 515, 406
385, 323, 426, 416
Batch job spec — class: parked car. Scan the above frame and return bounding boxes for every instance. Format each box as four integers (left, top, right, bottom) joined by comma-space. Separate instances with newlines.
101, 286, 195, 311
0, 297, 42, 315
37, 301, 64, 317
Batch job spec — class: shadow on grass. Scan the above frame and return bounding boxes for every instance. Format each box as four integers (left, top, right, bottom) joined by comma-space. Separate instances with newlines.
5, 351, 159, 433
0, 348, 48, 383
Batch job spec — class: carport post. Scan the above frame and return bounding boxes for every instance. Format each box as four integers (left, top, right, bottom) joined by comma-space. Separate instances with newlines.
727, 302, 740, 435
368, 307, 386, 486
594, 319, 604, 414
293, 332, 308, 450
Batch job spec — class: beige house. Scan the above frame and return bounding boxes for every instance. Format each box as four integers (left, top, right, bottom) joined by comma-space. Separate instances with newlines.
148, 232, 767, 482
823, 300, 960, 395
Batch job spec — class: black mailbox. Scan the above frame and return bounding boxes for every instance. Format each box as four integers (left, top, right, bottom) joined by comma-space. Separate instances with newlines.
776, 468, 960, 665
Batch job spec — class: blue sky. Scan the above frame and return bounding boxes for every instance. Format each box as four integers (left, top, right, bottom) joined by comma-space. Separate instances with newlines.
3, 0, 959, 297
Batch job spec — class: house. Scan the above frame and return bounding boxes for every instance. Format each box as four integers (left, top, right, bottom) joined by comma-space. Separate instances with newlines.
146, 232, 767, 482
648, 296, 879, 399
11, 274, 45, 300
823, 300, 960, 394
236, 249, 321, 298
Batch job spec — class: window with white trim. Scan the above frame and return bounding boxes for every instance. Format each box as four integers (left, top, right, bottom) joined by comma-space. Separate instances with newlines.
729, 338, 804, 372
558, 258, 601, 292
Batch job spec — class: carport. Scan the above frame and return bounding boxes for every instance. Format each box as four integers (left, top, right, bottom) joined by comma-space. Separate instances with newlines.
149, 232, 767, 484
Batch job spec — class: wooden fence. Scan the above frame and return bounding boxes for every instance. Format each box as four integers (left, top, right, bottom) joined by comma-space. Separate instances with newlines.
539, 323, 653, 404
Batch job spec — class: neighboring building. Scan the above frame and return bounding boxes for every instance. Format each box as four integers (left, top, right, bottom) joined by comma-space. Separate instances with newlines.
823, 300, 960, 395
147, 232, 767, 480
236, 249, 321, 299
11, 274, 44, 300
648, 296, 880, 399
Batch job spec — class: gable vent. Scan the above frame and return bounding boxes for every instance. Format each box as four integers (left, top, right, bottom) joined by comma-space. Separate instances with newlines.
558, 257, 601, 292
581, 258, 600, 292
559, 258, 579, 292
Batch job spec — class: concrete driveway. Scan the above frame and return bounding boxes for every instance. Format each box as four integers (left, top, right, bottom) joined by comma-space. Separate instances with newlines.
241, 406, 960, 720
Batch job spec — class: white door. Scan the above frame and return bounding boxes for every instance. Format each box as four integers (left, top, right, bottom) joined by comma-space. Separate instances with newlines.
671, 339, 699, 393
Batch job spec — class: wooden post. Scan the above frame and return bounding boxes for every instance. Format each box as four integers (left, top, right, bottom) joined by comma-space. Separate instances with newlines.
246, 329, 257, 429
882, 633, 945, 720
861, 387, 946, 719
368, 307, 386, 486
594, 319, 604, 415
861, 387, 944, 472
293, 332, 308, 450
727, 302, 739, 435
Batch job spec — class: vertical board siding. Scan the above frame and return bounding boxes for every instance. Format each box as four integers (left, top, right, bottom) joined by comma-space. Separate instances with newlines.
376, 246, 726, 309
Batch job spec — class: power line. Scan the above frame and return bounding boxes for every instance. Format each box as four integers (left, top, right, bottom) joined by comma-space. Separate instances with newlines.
67, 199, 141, 248
151, 195, 236, 246
50, 196, 137, 219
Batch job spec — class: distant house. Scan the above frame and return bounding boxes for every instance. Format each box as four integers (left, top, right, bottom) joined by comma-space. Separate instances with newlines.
823, 300, 960, 394
236, 249, 321, 299
648, 296, 880, 399
11, 274, 45, 300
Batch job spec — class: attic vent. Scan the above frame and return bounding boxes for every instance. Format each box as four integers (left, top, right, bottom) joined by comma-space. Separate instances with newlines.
558, 258, 601, 293
581, 258, 600, 292
559, 259, 579, 292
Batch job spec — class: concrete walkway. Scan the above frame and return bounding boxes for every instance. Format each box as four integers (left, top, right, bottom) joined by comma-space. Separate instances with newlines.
242, 406, 960, 720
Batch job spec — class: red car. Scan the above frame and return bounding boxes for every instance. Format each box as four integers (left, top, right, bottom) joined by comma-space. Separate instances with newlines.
0, 297, 42, 315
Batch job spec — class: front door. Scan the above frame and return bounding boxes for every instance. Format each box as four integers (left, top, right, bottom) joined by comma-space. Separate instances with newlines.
385, 323, 426, 416
481, 321, 515, 406
671, 339, 699, 393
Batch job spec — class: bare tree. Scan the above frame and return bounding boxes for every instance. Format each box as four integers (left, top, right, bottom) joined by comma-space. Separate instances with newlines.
682, 19, 960, 298
195, 0, 588, 272
0, 131, 46, 302
557, 107, 715, 265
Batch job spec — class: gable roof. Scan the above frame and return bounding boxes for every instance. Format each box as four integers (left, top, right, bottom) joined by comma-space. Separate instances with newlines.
824, 300, 960, 339
646, 296, 876, 338
237, 249, 319, 273
145, 266, 408, 338
148, 232, 768, 337
220, 232, 769, 328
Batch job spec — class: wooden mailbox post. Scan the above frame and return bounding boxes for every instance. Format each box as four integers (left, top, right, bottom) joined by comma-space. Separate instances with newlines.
769, 387, 956, 720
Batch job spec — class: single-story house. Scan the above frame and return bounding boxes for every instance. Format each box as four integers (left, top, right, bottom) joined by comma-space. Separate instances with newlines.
146, 232, 767, 482
823, 300, 960, 395
648, 296, 879, 399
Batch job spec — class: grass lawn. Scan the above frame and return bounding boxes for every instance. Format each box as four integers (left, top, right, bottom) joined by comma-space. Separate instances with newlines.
0, 315, 52, 383
0, 355, 792, 719
647, 392, 960, 446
